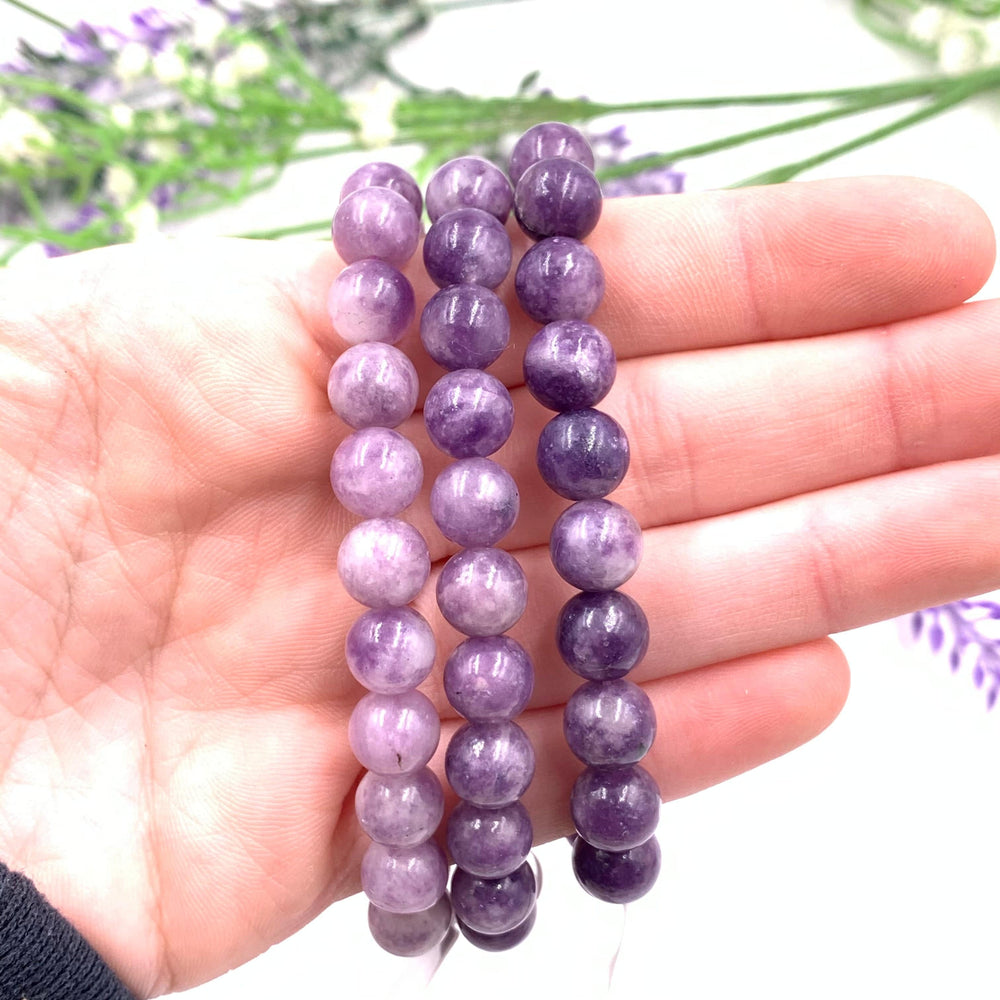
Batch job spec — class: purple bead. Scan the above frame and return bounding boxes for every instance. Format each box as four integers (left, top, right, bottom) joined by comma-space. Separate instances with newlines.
420, 285, 510, 371
508, 122, 595, 185
557, 590, 650, 680
423, 208, 512, 290
514, 157, 603, 241
436, 547, 527, 637
445, 720, 535, 807
331, 427, 423, 517
340, 161, 423, 217
430, 459, 519, 547
423, 369, 514, 458
332, 187, 420, 269
337, 518, 430, 608
425, 155, 514, 224
515, 236, 605, 323
368, 894, 452, 957
346, 606, 436, 694
536, 409, 629, 501
450, 860, 536, 934
572, 835, 661, 904
523, 320, 617, 412
327, 259, 415, 346
550, 500, 641, 592
447, 800, 533, 878
457, 904, 536, 951
355, 766, 444, 846
348, 689, 440, 775
571, 764, 660, 852
361, 840, 448, 914
444, 635, 534, 721
327, 343, 418, 429
563, 679, 656, 766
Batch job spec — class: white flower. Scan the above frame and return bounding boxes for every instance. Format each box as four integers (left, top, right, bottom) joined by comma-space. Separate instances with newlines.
0, 106, 54, 166
210, 54, 239, 90
123, 201, 161, 241
907, 5, 949, 46
189, 6, 228, 51
102, 164, 138, 206
232, 41, 269, 79
152, 47, 187, 85
347, 80, 401, 149
109, 103, 134, 130
938, 29, 983, 73
115, 41, 150, 81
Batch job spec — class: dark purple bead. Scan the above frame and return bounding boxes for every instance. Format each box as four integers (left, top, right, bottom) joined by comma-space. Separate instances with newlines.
327, 343, 418, 429
536, 409, 630, 500
422, 208, 511, 289
550, 500, 641, 592
368, 893, 452, 957
423, 369, 514, 458
508, 122, 595, 185
425, 155, 514, 224
447, 800, 533, 878
330, 426, 423, 517
571, 764, 660, 852
445, 720, 534, 807
572, 835, 661, 904
444, 635, 533, 721
515, 236, 605, 323
348, 689, 440, 775
450, 860, 536, 934
514, 157, 603, 241
436, 547, 527, 637
337, 518, 429, 608
345, 606, 436, 694
430, 458, 519, 547
332, 187, 420, 268
327, 259, 415, 346
361, 840, 448, 914
522, 320, 616, 412
340, 161, 423, 217
563, 679, 656, 766
355, 766, 444, 846
557, 590, 650, 680
420, 284, 510, 371
457, 904, 536, 951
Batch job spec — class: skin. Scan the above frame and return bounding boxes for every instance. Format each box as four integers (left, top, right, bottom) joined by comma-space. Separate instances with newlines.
0, 176, 996, 996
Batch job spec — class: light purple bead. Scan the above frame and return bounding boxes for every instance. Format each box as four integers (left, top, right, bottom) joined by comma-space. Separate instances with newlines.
361, 840, 448, 914
355, 766, 444, 846
340, 161, 423, 217
536, 408, 630, 501
327, 342, 418, 429
450, 860, 536, 934
436, 547, 527, 636
423, 369, 514, 458
550, 500, 641, 592
348, 689, 440, 775
327, 259, 415, 346
337, 518, 430, 608
425, 155, 514, 224
572, 835, 661, 904
430, 458, 519, 547
444, 635, 533, 721
457, 904, 536, 951
332, 187, 420, 268
515, 236, 605, 323
331, 427, 423, 517
422, 208, 512, 290
447, 800, 533, 878
509, 122, 595, 186
346, 606, 436, 694
514, 157, 603, 241
368, 894, 452, 957
556, 590, 650, 680
571, 764, 661, 852
563, 679, 657, 766
522, 320, 616, 412
445, 720, 535, 807
420, 285, 510, 371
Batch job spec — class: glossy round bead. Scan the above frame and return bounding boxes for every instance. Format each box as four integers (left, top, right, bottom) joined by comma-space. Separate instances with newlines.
367, 893, 452, 957
570, 764, 660, 852
337, 518, 429, 608
423, 208, 511, 289
345, 606, 436, 694
331, 427, 423, 517
563, 679, 657, 765
572, 835, 661, 904
332, 187, 420, 268
340, 161, 423, 217
326, 259, 415, 346
445, 720, 535, 807
457, 904, 536, 952
355, 767, 444, 847
436, 547, 527, 636
550, 500, 641, 592
444, 635, 533, 721
514, 157, 603, 241
425, 155, 514, 224
420, 284, 510, 371
361, 840, 448, 914
430, 458, 519, 547
522, 320, 616, 412
423, 369, 514, 458
447, 800, 533, 878
515, 236, 605, 324
556, 590, 650, 680
536, 408, 630, 501
450, 860, 536, 934
348, 689, 440, 775
327, 342, 418, 429
508, 121, 595, 185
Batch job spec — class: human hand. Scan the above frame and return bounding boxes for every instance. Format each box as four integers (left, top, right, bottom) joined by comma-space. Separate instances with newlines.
0, 176, 994, 996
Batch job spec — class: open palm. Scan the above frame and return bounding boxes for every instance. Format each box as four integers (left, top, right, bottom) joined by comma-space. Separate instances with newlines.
0, 177, 996, 997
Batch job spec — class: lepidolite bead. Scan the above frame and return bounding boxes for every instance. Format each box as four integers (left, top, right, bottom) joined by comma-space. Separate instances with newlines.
570, 764, 660, 852
522, 320, 616, 412
457, 905, 537, 952
346, 606, 436, 694
450, 860, 536, 934
536, 408, 630, 501
340, 161, 423, 217
423, 369, 514, 458
355, 767, 445, 846
436, 547, 527, 636
368, 894, 452, 957
361, 840, 448, 914
348, 689, 440, 775
430, 458, 519, 547
445, 720, 535, 806
447, 800, 533, 878
327, 343, 418, 429
556, 590, 650, 680
514, 157, 603, 241
337, 518, 429, 607
572, 835, 661, 905
331, 427, 423, 518
443, 635, 533, 721
549, 500, 641, 592
332, 187, 420, 268
515, 236, 605, 323
327, 259, 415, 346
508, 121, 595, 185
563, 679, 656, 766
420, 284, 511, 371
425, 155, 514, 224
423, 208, 511, 289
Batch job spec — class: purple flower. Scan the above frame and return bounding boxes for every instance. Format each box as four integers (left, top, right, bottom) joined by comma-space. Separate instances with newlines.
129, 8, 176, 53
61, 22, 112, 66
589, 124, 685, 198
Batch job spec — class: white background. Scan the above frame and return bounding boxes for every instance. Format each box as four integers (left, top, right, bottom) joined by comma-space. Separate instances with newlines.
3, 1, 999, 998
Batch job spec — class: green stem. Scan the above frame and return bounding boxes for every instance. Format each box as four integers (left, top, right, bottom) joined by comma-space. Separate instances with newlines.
1, 0, 70, 32
237, 219, 331, 240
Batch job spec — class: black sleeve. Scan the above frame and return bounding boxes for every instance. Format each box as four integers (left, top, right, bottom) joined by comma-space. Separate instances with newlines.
0, 861, 136, 1000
